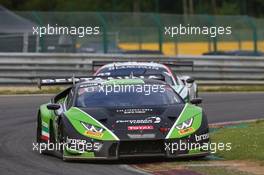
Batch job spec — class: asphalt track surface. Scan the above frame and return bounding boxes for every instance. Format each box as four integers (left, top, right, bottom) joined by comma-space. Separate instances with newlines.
0, 92, 263, 175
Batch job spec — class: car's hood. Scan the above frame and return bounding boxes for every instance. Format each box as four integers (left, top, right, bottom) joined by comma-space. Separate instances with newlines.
78, 105, 184, 140
64, 104, 202, 141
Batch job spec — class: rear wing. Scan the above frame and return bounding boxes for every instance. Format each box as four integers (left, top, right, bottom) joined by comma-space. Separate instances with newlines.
37, 76, 94, 89
91, 60, 194, 73
38, 74, 166, 89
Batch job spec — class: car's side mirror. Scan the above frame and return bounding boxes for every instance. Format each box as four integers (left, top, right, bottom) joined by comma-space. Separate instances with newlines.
186, 78, 194, 84
47, 103, 61, 110
190, 98, 202, 105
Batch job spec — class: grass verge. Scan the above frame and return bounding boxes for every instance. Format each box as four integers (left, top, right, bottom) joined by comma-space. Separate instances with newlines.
133, 120, 264, 175
210, 120, 264, 162
188, 120, 264, 175
0, 86, 64, 95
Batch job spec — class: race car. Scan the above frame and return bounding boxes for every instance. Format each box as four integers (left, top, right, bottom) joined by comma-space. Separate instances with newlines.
93, 61, 198, 102
36, 76, 210, 160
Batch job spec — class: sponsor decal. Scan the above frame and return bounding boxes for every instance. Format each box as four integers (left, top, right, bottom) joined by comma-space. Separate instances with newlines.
128, 125, 154, 130
84, 130, 103, 138
116, 108, 153, 114
108, 65, 160, 70
81, 122, 104, 138
178, 127, 194, 135
175, 118, 194, 135
116, 116, 161, 124
127, 133, 156, 139
151, 117, 161, 123
195, 133, 209, 141
175, 118, 193, 130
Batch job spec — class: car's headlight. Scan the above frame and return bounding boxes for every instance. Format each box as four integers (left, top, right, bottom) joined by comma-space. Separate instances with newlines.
175, 117, 193, 130
81, 122, 105, 138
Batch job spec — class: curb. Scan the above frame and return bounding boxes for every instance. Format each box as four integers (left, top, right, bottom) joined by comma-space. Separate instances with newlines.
209, 119, 261, 128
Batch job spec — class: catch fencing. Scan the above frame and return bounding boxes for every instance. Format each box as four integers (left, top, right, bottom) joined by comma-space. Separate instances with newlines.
0, 11, 264, 55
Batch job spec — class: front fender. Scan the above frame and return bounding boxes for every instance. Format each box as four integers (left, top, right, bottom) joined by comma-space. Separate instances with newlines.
166, 103, 203, 139
64, 107, 119, 141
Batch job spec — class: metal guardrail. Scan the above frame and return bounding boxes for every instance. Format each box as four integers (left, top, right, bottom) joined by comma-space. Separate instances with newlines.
0, 53, 263, 85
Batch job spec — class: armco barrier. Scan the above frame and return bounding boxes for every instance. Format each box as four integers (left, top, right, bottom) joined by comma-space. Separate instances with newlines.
0, 53, 263, 85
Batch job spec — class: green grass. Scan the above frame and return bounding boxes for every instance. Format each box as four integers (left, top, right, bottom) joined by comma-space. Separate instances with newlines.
0, 86, 63, 95
161, 120, 264, 175
189, 121, 264, 175
210, 120, 264, 161
148, 120, 264, 175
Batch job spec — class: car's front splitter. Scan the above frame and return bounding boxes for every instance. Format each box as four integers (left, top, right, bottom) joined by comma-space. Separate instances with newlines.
62, 137, 210, 160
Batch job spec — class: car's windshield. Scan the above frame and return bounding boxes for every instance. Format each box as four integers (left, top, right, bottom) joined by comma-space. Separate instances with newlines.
75, 84, 183, 108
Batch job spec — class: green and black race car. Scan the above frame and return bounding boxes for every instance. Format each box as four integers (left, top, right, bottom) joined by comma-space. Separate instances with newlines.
36, 76, 210, 160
